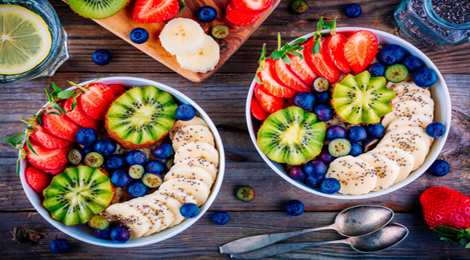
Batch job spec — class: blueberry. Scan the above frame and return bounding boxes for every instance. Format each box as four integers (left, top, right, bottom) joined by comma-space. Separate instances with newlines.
402, 56, 423, 72
289, 166, 306, 181
413, 68, 437, 88
212, 211, 230, 225
92, 49, 111, 65
125, 150, 147, 165
378, 44, 406, 65
111, 169, 132, 187
127, 180, 148, 197
110, 227, 130, 243
315, 91, 329, 104
50, 238, 70, 254
285, 200, 304, 216
347, 126, 367, 142
304, 159, 327, 177
106, 154, 125, 171
94, 138, 117, 157
305, 175, 324, 188
293, 92, 315, 110
367, 63, 386, 77
428, 159, 450, 177
153, 143, 174, 160
180, 203, 199, 218
314, 105, 333, 121
198, 6, 217, 22
75, 128, 98, 146
349, 142, 363, 156
362, 138, 378, 152
129, 28, 149, 44
145, 160, 165, 174
321, 178, 341, 194
344, 3, 362, 18
364, 124, 385, 139
318, 149, 334, 163
426, 122, 446, 138
84, 145, 94, 154
94, 225, 111, 239
175, 104, 196, 121
326, 125, 347, 140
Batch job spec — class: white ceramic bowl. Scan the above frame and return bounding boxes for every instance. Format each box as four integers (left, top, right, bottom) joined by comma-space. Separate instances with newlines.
19, 77, 225, 247
246, 28, 451, 200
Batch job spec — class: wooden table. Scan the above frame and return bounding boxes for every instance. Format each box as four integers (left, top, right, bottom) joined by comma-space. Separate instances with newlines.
1, 0, 469, 258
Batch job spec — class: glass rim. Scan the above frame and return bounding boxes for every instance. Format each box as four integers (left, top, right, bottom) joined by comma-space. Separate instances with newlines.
424, 0, 470, 30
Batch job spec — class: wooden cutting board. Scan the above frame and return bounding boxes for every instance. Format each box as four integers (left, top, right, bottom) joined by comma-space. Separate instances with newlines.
64, 0, 280, 82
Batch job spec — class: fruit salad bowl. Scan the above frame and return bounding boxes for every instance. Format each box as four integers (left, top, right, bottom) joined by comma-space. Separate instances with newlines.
246, 27, 451, 200
18, 76, 225, 247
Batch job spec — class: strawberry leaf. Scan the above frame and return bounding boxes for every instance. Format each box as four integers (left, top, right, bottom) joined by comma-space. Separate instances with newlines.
36, 113, 43, 126
270, 50, 284, 60
4, 133, 27, 148
51, 83, 62, 97
45, 88, 53, 103
16, 148, 26, 175
179, 0, 186, 14
317, 17, 324, 32
323, 22, 335, 30
50, 103, 66, 116
25, 138, 37, 155
70, 95, 78, 113
292, 38, 307, 46
255, 74, 263, 84
58, 90, 75, 99
313, 39, 321, 54
45, 110, 62, 117
282, 54, 291, 65
258, 43, 267, 65
287, 50, 302, 58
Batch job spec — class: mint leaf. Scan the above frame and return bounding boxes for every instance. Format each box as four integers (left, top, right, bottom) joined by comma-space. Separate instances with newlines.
51, 103, 66, 116
313, 39, 321, 54
4, 133, 27, 147
179, 0, 186, 14
58, 90, 75, 99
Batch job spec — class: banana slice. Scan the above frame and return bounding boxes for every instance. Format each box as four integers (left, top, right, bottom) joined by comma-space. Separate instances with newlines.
326, 156, 377, 195
170, 117, 208, 140
159, 177, 210, 206
176, 35, 220, 73
173, 158, 218, 179
381, 101, 434, 128
134, 196, 175, 233
385, 126, 433, 147
159, 18, 206, 55
172, 125, 215, 151
174, 142, 219, 168
387, 114, 433, 131
159, 189, 198, 205
376, 134, 429, 170
105, 203, 150, 239
369, 147, 415, 184
358, 153, 400, 191
125, 199, 163, 236
391, 92, 434, 108
147, 191, 184, 227
164, 165, 214, 187
387, 82, 431, 97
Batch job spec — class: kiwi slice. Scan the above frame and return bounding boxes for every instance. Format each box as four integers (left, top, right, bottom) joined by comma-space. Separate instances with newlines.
105, 86, 177, 149
67, 0, 129, 19
43, 166, 115, 226
385, 64, 409, 83
257, 106, 326, 165
332, 71, 396, 124
328, 138, 351, 157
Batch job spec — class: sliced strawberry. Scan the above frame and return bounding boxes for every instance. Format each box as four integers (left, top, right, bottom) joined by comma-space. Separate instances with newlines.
232, 0, 274, 12
287, 46, 318, 86
64, 97, 99, 130
226, 3, 262, 26
254, 84, 284, 113
284, 98, 294, 108
304, 38, 340, 83
42, 109, 81, 142
251, 95, 270, 120
133, 0, 179, 23
25, 140, 71, 172
109, 84, 126, 97
30, 121, 72, 149
25, 166, 52, 193
343, 30, 378, 74
79, 83, 115, 121
45, 165, 66, 176
270, 58, 311, 92
258, 59, 296, 98
327, 33, 352, 73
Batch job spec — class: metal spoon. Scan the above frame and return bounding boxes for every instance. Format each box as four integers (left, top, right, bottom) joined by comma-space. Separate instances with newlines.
219, 205, 393, 254
230, 223, 409, 259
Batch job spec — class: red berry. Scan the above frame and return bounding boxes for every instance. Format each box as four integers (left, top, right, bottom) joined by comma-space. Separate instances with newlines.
257, 59, 296, 98
343, 30, 378, 74
30, 121, 72, 149
270, 58, 311, 92
109, 84, 126, 97
25, 140, 72, 174
25, 166, 52, 193
232, 0, 274, 12
253, 83, 284, 113
226, 3, 262, 26
304, 38, 340, 83
287, 45, 317, 86
326, 33, 352, 73
79, 83, 115, 121
251, 96, 270, 120
64, 97, 99, 130
133, 0, 179, 23
43, 109, 81, 142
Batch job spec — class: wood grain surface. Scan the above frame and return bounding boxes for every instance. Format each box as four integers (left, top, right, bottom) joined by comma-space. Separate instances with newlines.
1, 0, 470, 259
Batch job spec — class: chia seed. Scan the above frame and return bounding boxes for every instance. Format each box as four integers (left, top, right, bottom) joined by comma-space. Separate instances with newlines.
432, 0, 470, 24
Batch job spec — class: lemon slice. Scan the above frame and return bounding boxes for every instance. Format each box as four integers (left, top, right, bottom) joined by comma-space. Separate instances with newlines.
0, 5, 52, 75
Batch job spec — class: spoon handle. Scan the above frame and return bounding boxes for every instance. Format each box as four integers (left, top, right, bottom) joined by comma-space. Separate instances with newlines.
230, 240, 349, 259
219, 224, 336, 254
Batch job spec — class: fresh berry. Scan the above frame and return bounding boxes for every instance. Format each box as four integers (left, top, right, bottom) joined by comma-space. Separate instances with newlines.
30, 120, 72, 149
289, 166, 306, 181
344, 3, 362, 18
271, 58, 311, 92
105, 154, 125, 170
165, 158, 174, 169
315, 91, 329, 104
110, 226, 130, 243
313, 105, 333, 121
25, 166, 52, 193
129, 164, 145, 179
367, 63, 386, 77
364, 124, 385, 139
321, 178, 341, 194
212, 25, 229, 39
290, 0, 308, 13
328, 138, 351, 157
343, 30, 378, 74
385, 64, 409, 83
413, 68, 437, 88
84, 146, 94, 154
133, 0, 179, 23
92, 49, 111, 65
50, 238, 70, 254
287, 44, 318, 86
251, 96, 270, 120
293, 92, 315, 110
318, 149, 334, 163
426, 122, 446, 138
362, 138, 378, 152
85, 152, 104, 168
225, 3, 262, 26
129, 28, 149, 44
153, 143, 173, 160
175, 104, 196, 121
25, 140, 70, 174
253, 84, 285, 113
109, 84, 126, 97
198, 6, 217, 22
94, 138, 117, 157
258, 59, 296, 98
180, 203, 200, 218
304, 38, 340, 83
142, 172, 163, 188
378, 44, 406, 65
349, 142, 363, 156
326, 33, 352, 73
94, 226, 111, 239
348, 126, 367, 142
402, 56, 423, 72
77, 82, 115, 121
304, 159, 327, 177
145, 160, 165, 174
127, 180, 148, 197
237, 186, 255, 202
232, 0, 274, 12
88, 214, 110, 231
67, 149, 83, 165
125, 150, 147, 165
428, 160, 450, 177
75, 128, 98, 146
326, 125, 346, 140
285, 200, 304, 216
43, 109, 81, 142
313, 77, 329, 92
212, 211, 230, 225
111, 169, 132, 187
64, 97, 99, 130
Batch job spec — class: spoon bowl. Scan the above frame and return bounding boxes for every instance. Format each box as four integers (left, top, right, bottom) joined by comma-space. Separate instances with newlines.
336, 205, 394, 237
349, 223, 409, 253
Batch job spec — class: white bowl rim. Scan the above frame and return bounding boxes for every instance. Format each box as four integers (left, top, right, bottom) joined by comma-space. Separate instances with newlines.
18, 76, 225, 247
245, 27, 451, 200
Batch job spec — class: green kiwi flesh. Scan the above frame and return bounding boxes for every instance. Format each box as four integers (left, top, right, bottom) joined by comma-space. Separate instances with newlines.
257, 106, 326, 165
67, 0, 129, 19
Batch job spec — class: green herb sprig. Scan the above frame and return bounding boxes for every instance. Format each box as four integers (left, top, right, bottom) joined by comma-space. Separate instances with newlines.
311, 17, 337, 54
